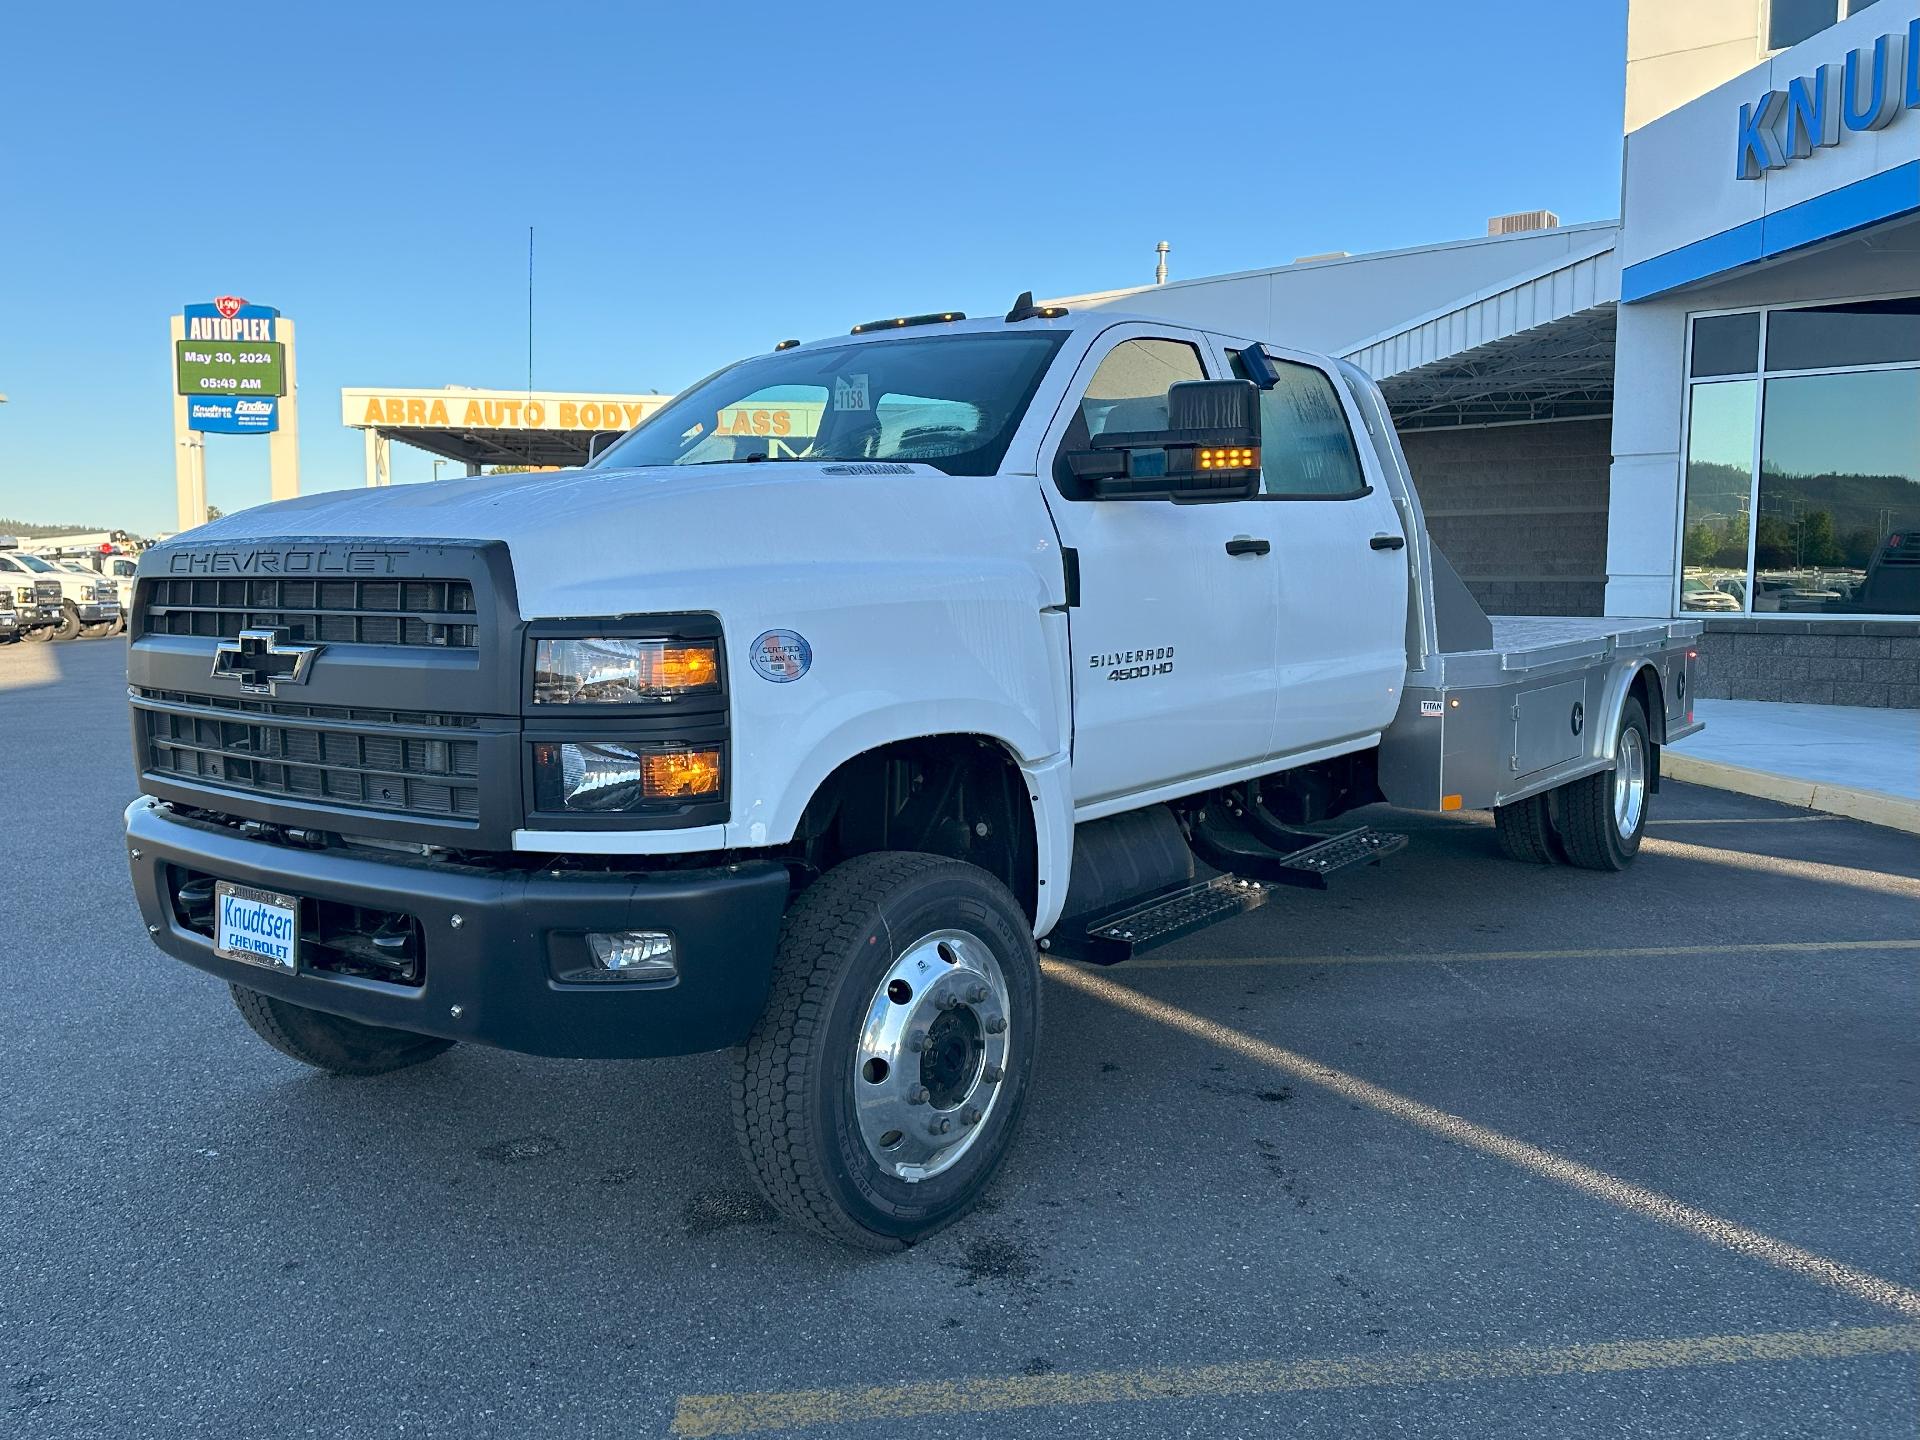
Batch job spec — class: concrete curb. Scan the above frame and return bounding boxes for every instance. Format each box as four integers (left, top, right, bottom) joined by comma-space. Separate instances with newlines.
1663, 752, 1920, 836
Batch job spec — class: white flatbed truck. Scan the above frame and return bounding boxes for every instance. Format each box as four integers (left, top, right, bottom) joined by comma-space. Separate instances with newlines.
125, 297, 1700, 1247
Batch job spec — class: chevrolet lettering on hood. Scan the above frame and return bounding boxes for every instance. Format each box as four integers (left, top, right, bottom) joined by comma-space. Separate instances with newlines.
165, 545, 414, 576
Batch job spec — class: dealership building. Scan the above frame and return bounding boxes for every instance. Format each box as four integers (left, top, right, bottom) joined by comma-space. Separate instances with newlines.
1058, 0, 1920, 707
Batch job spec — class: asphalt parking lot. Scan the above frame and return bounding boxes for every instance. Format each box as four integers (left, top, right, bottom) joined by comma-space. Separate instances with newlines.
3, 636, 1916, 1438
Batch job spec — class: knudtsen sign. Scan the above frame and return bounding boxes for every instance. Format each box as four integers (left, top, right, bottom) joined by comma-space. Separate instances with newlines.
1736, 19, 1920, 179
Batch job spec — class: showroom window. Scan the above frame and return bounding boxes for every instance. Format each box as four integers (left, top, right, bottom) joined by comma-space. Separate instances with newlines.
1768, 0, 1881, 52
1679, 297, 1920, 618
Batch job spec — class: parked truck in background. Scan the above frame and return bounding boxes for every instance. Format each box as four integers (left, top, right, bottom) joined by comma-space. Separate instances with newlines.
0, 539, 66, 642
124, 300, 1700, 1248
0, 544, 119, 639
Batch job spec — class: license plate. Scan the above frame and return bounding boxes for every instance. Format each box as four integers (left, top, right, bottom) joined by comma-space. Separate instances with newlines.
214, 882, 300, 972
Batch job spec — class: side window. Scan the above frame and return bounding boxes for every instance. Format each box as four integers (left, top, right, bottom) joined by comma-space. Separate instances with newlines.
1054, 337, 1205, 495
0, 556, 20, 573
1230, 350, 1369, 498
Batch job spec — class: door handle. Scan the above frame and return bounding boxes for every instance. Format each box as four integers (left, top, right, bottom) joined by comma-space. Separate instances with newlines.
1369, 534, 1406, 551
1225, 537, 1271, 557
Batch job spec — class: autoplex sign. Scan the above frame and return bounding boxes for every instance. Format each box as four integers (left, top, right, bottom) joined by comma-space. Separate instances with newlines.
178, 297, 286, 411
1737, 19, 1919, 178
351, 393, 661, 431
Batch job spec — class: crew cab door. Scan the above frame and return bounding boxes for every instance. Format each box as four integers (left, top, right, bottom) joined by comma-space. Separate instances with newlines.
1038, 325, 1280, 811
1218, 340, 1409, 758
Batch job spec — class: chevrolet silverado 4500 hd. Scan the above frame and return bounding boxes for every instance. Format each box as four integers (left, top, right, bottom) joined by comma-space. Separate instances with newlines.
126, 300, 1701, 1247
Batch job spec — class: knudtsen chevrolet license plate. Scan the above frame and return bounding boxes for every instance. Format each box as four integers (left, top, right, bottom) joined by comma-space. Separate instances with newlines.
214, 882, 300, 972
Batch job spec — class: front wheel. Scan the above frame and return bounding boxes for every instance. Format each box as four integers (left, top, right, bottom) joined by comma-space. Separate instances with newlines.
229, 985, 454, 1076
51, 603, 83, 642
730, 853, 1040, 1249
21, 625, 54, 643
1555, 698, 1652, 871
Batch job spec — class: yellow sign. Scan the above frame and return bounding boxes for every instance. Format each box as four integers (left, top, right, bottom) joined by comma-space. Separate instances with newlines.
342, 388, 668, 433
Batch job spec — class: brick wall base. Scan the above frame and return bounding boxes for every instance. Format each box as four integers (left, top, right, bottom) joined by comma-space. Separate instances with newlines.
1695, 620, 1920, 708
1397, 418, 1610, 617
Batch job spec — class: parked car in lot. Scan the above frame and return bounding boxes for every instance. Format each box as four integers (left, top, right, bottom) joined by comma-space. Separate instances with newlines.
0, 540, 66, 642
2, 546, 120, 638
124, 303, 1701, 1249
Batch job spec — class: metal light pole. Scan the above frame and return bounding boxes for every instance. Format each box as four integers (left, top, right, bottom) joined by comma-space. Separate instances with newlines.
1154, 241, 1169, 285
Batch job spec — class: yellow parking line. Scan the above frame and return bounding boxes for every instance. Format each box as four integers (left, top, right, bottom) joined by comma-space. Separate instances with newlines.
1110, 937, 1920, 972
1641, 836, 1920, 898
670, 1324, 1920, 1436
1649, 815, 1840, 825
1044, 961, 1920, 1320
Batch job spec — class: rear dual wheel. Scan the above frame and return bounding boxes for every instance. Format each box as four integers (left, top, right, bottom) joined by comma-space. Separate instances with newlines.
1494, 698, 1651, 872
731, 853, 1040, 1249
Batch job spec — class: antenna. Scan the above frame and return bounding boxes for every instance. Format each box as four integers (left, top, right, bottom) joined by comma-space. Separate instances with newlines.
1154, 241, 1170, 285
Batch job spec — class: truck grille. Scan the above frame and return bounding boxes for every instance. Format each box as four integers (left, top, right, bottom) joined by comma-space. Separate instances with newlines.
138, 694, 482, 819
141, 576, 478, 648
33, 580, 61, 604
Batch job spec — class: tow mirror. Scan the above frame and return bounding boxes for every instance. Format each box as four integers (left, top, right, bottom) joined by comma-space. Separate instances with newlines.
585, 432, 619, 465
1066, 379, 1262, 501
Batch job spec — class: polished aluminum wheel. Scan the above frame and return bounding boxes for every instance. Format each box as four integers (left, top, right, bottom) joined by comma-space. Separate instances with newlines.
1614, 725, 1647, 838
851, 928, 1012, 1182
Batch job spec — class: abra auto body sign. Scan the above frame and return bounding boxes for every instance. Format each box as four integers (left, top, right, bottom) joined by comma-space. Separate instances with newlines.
1737, 18, 1919, 178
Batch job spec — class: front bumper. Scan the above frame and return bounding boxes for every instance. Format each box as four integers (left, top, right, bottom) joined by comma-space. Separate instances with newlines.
126, 797, 791, 1059
75, 600, 119, 625
0, 611, 16, 637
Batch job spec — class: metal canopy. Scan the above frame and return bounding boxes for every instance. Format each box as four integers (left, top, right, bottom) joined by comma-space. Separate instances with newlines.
1341, 236, 1620, 429
365, 425, 610, 468
1371, 306, 1617, 429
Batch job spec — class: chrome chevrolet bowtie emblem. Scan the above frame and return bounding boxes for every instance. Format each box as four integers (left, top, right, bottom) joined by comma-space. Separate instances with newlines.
211, 627, 323, 695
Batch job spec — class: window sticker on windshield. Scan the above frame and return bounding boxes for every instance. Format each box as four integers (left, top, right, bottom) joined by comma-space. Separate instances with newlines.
834, 374, 871, 411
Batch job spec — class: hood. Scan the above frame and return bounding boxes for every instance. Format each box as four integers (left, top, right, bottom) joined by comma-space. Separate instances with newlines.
151, 462, 990, 618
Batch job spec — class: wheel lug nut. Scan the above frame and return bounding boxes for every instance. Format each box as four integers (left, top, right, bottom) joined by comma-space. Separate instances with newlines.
962, 1106, 982, 1126
967, 984, 989, 1003
985, 1014, 1008, 1034
907, 1028, 928, 1053
908, 1085, 929, 1105
982, 1064, 1003, 1083
929, 1117, 952, 1135
936, 992, 961, 1010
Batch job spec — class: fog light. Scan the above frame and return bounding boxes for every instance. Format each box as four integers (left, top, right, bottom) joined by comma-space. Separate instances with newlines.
566, 930, 678, 983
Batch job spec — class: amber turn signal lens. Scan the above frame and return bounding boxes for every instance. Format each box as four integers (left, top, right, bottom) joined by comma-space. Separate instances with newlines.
645, 644, 719, 692
641, 748, 723, 798
1196, 446, 1259, 471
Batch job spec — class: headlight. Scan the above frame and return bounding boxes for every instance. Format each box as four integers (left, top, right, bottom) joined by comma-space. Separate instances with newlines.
533, 637, 720, 704
532, 741, 724, 813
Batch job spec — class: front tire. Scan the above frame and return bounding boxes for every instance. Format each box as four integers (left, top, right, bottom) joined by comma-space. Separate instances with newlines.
1555, 698, 1652, 871
51, 602, 82, 641
730, 853, 1040, 1250
21, 625, 53, 643
229, 984, 454, 1076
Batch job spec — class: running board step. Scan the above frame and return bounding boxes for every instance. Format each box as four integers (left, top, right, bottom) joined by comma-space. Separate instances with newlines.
1265, 827, 1409, 889
1190, 804, 1409, 892
1046, 875, 1274, 966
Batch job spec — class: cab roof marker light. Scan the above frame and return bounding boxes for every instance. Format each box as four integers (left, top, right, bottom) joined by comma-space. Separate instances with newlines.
849, 311, 967, 335
774, 339, 800, 351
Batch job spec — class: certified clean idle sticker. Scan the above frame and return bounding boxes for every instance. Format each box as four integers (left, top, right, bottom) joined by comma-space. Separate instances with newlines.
749, 630, 812, 682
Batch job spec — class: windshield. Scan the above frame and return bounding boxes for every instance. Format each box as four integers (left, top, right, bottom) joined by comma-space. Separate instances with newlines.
592, 331, 1067, 476
12, 553, 57, 574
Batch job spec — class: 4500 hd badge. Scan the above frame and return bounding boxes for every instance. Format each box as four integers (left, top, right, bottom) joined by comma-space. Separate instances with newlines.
1089, 646, 1174, 682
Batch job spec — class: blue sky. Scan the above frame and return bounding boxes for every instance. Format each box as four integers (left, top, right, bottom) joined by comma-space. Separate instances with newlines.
0, 1, 1629, 535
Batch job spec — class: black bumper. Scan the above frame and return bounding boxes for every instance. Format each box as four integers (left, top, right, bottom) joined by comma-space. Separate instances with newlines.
75, 601, 119, 625
125, 798, 791, 1059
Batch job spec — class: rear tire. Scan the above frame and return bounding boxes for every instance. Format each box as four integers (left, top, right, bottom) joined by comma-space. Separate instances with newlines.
229, 984, 454, 1076
80, 621, 115, 639
1494, 792, 1562, 864
731, 852, 1040, 1250
1556, 698, 1651, 871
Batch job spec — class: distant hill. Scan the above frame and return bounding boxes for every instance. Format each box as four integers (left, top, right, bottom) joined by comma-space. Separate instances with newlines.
0, 519, 109, 539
